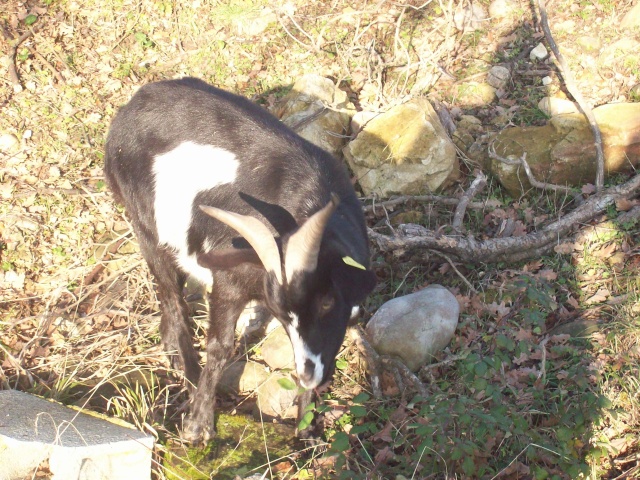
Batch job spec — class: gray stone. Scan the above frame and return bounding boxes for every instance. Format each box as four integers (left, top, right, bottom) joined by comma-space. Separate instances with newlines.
537, 97, 581, 116
530, 43, 548, 61
256, 373, 298, 419
260, 325, 294, 371
365, 285, 460, 371
0, 390, 154, 480
278, 74, 354, 158
343, 98, 458, 197
487, 66, 510, 90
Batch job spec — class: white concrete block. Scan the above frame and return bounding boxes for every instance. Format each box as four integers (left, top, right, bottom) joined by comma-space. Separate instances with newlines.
0, 390, 154, 480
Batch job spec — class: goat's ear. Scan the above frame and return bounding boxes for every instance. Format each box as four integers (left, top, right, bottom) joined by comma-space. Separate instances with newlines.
197, 248, 262, 270
333, 259, 377, 305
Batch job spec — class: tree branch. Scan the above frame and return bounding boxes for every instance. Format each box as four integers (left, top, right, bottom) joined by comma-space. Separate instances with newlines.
538, 0, 605, 191
451, 170, 487, 230
370, 172, 640, 264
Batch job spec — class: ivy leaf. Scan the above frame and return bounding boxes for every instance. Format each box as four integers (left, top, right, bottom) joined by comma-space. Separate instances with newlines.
277, 377, 297, 390
24, 14, 38, 26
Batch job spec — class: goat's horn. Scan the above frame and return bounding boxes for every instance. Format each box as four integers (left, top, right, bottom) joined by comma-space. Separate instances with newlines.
199, 205, 283, 284
285, 193, 339, 282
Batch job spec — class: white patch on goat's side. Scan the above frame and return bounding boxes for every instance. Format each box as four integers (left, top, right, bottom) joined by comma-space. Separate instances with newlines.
153, 141, 239, 285
287, 313, 324, 389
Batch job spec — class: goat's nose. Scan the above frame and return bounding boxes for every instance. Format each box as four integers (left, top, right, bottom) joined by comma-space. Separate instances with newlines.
298, 359, 316, 387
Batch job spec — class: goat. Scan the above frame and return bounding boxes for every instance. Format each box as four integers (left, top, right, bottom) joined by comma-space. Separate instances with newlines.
104, 77, 376, 443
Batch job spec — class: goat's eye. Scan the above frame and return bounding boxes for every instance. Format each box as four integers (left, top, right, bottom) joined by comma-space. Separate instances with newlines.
321, 297, 334, 312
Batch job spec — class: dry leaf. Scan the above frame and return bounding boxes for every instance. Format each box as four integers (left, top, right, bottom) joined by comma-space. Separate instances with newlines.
582, 183, 596, 195
585, 288, 610, 305
616, 198, 639, 211
538, 269, 557, 281
554, 242, 575, 254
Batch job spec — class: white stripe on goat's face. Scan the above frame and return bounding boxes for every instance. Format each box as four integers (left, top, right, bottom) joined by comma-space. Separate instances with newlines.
152, 141, 239, 285
286, 313, 324, 389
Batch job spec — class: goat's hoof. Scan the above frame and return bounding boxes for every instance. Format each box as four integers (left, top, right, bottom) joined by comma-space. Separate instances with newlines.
182, 418, 215, 445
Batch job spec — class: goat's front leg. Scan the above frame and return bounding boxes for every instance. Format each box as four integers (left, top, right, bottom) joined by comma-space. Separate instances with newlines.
182, 285, 245, 444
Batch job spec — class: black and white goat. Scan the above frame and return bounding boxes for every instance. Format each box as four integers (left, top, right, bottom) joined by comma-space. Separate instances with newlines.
104, 77, 376, 443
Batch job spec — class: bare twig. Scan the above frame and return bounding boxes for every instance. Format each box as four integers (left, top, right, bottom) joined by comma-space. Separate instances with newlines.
488, 140, 574, 194
8, 30, 34, 85
26, 45, 65, 84
428, 250, 477, 294
363, 194, 491, 214
348, 327, 383, 399
538, 0, 604, 191
451, 170, 487, 230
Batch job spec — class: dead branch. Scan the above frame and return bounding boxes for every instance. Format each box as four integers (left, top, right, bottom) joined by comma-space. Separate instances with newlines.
8, 30, 33, 85
488, 141, 574, 194
348, 327, 383, 399
538, 0, 604, 191
26, 45, 65, 85
369, 172, 640, 264
382, 356, 430, 399
363, 194, 491, 214
451, 170, 487, 230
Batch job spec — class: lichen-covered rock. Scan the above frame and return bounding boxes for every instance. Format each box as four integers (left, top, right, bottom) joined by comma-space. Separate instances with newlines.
256, 373, 298, 419
278, 74, 354, 158
219, 360, 269, 395
365, 285, 460, 372
455, 82, 497, 107
490, 103, 640, 197
343, 98, 458, 197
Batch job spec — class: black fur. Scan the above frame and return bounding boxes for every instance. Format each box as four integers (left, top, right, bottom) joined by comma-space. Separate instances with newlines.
104, 77, 376, 443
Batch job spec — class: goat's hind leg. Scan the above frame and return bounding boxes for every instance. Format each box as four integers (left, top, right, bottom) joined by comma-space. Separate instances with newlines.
143, 245, 202, 389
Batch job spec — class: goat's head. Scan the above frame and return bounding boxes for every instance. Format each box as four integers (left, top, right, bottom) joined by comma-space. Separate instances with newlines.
197, 194, 376, 389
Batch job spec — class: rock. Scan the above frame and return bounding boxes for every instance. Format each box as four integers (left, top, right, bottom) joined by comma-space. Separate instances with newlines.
343, 98, 458, 197
537, 97, 581, 116
487, 66, 510, 90
261, 324, 294, 370
453, 3, 488, 32
278, 74, 354, 158
621, 2, 640, 29
530, 43, 548, 61
350, 110, 379, 136
455, 82, 496, 107
256, 373, 298, 419
452, 115, 483, 157
490, 103, 640, 197
365, 285, 460, 371
600, 38, 640, 67
576, 36, 602, 53
542, 76, 553, 86
233, 7, 277, 36
0, 133, 19, 154
489, 0, 516, 18
219, 360, 270, 395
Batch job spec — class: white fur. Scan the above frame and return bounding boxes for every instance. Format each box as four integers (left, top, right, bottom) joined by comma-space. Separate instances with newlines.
152, 141, 239, 285
288, 313, 324, 389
